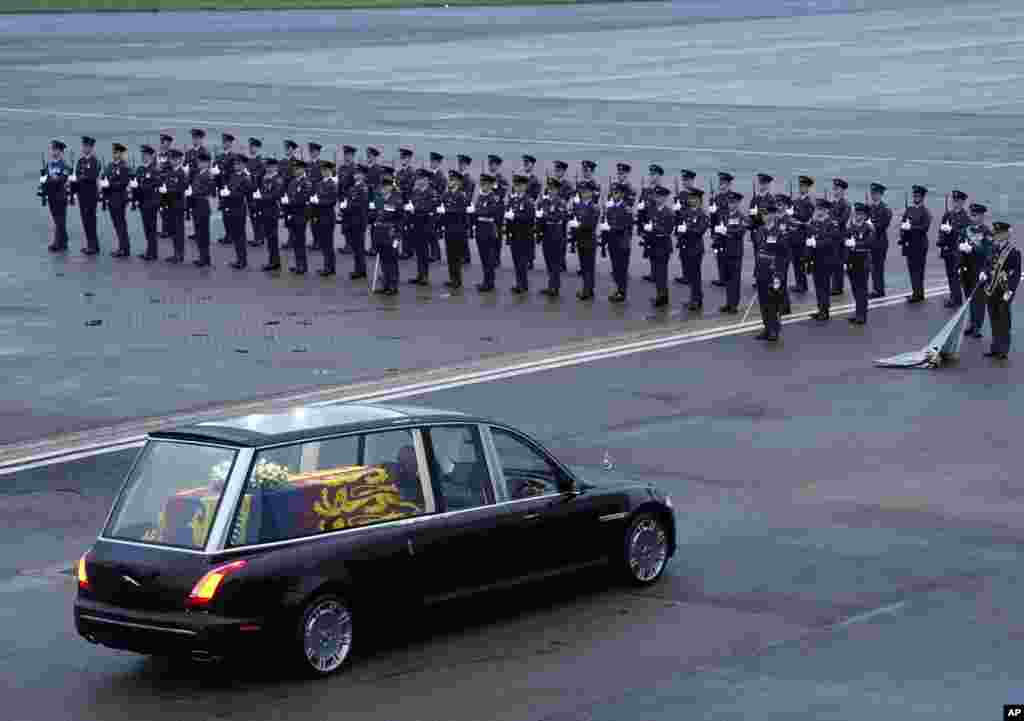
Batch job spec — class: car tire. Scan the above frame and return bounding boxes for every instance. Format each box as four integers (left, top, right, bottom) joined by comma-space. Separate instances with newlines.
619, 512, 670, 586
294, 593, 355, 677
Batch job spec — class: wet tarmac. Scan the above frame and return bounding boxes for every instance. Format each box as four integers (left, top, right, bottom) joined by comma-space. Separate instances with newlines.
0, 1, 1022, 719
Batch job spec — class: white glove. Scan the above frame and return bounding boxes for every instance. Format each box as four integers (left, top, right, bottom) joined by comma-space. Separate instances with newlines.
100, 178, 110, 189
606, 199, 614, 209
865, 218, 873, 227
210, 166, 221, 176
404, 201, 414, 211
599, 221, 611, 232
714, 223, 726, 234
436, 204, 445, 214
940, 222, 952, 233
844, 238, 855, 248
218, 187, 229, 197
979, 272, 988, 282
568, 219, 580, 229
785, 207, 795, 216
281, 194, 290, 205
466, 204, 475, 213
673, 201, 682, 211
242, 167, 250, 176
535, 209, 544, 218
573, 194, 581, 205
806, 236, 817, 248
676, 225, 685, 234
392, 239, 400, 249
38, 174, 46, 184
185, 186, 193, 198
159, 184, 168, 194
637, 201, 645, 210
1005, 291, 1013, 302
772, 278, 781, 290
69, 173, 77, 183
128, 179, 138, 189
183, 164, 189, 174
368, 201, 376, 210
749, 207, 758, 216
643, 222, 653, 232
709, 203, 718, 213
504, 210, 515, 221
311, 194, 320, 204
959, 242, 971, 253
253, 189, 262, 200
339, 199, 348, 209
901, 220, 911, 230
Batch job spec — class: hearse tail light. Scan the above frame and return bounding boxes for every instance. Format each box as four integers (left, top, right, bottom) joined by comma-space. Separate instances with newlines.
187, 559, 247, 608
77, 551, 90, 590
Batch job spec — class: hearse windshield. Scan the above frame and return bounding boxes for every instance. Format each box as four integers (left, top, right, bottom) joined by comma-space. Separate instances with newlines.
104, 441, 239, 550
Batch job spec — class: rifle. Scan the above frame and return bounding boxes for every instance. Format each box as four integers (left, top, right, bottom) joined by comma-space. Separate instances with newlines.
66, 151, 76, 207
599, 174, 610, 258
639, 175, 649, 258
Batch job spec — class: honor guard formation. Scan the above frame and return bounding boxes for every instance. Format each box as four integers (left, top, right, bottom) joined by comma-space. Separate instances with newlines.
38, 133, 1020, 357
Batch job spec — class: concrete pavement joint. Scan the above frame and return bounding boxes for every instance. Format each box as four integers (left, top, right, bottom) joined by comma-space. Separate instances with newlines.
0, 283, 947, 475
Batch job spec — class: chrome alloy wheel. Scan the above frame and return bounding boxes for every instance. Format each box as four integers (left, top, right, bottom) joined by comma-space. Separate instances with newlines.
303, 598, 353, 674
628, 518, 668, 583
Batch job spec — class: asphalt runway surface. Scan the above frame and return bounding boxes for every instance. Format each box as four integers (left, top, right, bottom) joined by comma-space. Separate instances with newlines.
1, 0, 1020, 444
2, 294, 1022, 721
1, 1, 1022, 719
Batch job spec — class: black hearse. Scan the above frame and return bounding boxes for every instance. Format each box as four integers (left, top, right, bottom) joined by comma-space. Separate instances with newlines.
75, 404, 675, 676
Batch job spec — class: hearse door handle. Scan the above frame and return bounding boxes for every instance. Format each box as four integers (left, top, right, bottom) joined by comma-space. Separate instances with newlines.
521, 513, 541, 522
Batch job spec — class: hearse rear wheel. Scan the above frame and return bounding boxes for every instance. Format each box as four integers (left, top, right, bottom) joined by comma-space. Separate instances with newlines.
295, 593, 354, 677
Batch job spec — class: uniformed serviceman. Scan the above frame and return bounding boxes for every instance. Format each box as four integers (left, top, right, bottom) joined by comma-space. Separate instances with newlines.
456, 154, 475, 265
772, 194, 797, 315
637, 164, 666, 282
189, 149, 216, 267
440, 170, 470, 289
157, 133, 174, 239
615, 162, 637, 206
310, 159, 339, 277
213, 133, 235, 245
338, 145, 358, 196
342, 164, 371, 279
644, 185, 675, 308
830, 178, 852, 295
396, 148, 416, 259
899, 185, 932, 303
960, 202, 993, 338
789, 175, 815, 293
506, 174, 536, 294
371, 176, 402, 295
471, 173, 503, 292
844, 202, 874, 324
552, 160, 573, 271
246, 138, 266, 247
487, 155, 508, 267
521, 154, 542, 269
101, 142, 133, 257
748, 173, 775, 287
806, 198, 840, 321
937, 189, 970, 308
674, 169, 698, 285
538, 177, 569, 297
571, 162, 599, 277
71, 135, 101, 254
867, 182, 893, 298
713, 190, 746, 314
133, 144, 162, 261
215, 153, 249, 268
427, 152, 446, 261
753, 200, 788, 341
677, 187, 708, 311
40, 139, 71, 253
604, 181, 633, 303
280, 140, 301, 249
406, 168, 438, 284
569, 179, 599, 300
281, 159, 312, 274
256, 157, 285, 272
980, 221, 1020, 359
160, 148, 189, 263
709, 172, 734, 287
305, 143, 324, 250
185, 129, 207, 240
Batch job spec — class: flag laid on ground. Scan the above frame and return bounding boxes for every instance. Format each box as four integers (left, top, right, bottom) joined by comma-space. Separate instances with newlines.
876, 290, 974, 368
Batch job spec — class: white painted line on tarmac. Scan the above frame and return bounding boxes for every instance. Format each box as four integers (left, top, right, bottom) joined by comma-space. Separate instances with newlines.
0, 283, 948, 476
0, 106, 1013, 169
833, 600, 907, 629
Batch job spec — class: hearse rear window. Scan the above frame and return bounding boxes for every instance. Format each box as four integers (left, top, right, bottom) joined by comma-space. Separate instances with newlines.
104, 441, 239, 550
227, 429, 429, 547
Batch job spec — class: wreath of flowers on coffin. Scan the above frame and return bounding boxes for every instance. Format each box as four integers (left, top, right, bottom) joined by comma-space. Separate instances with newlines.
251, 460, 291, 490
208, 460, 232, 490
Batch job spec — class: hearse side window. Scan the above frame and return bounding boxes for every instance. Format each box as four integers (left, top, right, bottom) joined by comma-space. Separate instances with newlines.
490, 428, 562, 500
227, 430, 427, 547
424, 425, 491, 511
104, 441, 238, 550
